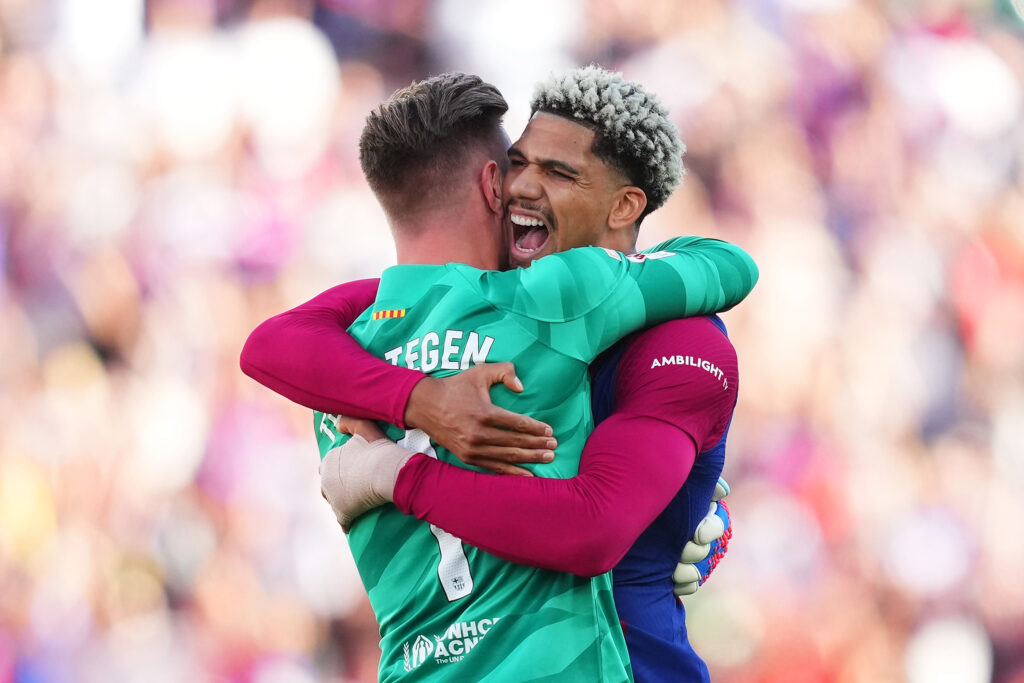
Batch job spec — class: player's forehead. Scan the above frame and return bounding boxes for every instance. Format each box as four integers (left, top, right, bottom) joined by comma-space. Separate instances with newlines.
509, 112, 598, 168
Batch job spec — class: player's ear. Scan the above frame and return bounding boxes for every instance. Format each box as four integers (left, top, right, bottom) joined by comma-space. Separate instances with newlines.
479, 160, 503, 217
608, 185, 647, 231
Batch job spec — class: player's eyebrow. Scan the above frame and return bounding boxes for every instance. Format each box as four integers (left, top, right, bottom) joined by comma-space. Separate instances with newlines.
508, 145, 581, 177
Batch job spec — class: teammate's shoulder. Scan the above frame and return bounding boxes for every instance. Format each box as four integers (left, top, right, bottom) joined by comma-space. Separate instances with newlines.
614, 318, 738, 418
628, 316, 732, 350
462, 247, 625, 321
531, 245, 626, 272
616, 316, 738, 388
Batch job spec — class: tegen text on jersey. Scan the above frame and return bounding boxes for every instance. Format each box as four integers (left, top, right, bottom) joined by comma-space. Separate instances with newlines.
384, 330, 495, 371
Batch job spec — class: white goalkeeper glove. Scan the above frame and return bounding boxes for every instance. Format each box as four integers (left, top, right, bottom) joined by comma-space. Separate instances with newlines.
673, 477, 732, 596
320, 435, 415, 532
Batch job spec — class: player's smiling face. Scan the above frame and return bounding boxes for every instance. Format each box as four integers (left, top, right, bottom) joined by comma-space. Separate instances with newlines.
503, 112, 628, 268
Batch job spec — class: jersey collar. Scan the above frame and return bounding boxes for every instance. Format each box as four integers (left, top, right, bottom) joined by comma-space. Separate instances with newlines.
377, 263, 449, 300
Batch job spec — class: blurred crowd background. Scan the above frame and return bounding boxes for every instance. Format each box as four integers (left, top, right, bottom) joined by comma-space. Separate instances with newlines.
1, 0, 1023, 681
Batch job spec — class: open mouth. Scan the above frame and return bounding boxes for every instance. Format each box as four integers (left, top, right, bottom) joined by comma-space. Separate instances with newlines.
510, 212, 551, 257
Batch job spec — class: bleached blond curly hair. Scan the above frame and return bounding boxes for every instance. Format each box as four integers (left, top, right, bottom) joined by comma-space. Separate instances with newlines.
530, 65, 684, 220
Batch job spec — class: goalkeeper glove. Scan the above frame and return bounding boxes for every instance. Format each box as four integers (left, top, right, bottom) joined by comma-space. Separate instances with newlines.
673, 477, 732, 596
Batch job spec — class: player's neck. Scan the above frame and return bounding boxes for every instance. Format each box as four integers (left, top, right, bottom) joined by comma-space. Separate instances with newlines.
391, 197, 503, 270
394, 222, 501, 270
597, 228, 638, 255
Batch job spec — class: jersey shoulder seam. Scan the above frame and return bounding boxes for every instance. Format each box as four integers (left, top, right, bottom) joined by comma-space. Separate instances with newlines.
450, 254, 622, 324
449, 265, 594, 364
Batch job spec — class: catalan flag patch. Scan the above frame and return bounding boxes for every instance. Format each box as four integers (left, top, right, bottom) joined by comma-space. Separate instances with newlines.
372, 309, 406, 321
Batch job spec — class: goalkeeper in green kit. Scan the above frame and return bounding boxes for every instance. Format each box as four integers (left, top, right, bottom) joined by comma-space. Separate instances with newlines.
249, 72, 757, 681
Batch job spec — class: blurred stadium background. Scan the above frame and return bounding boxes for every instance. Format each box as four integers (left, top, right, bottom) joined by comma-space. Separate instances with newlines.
1, 0, 1023, 681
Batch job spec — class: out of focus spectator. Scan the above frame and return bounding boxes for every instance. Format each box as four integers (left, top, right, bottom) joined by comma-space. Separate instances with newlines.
2, 1, 1023, 681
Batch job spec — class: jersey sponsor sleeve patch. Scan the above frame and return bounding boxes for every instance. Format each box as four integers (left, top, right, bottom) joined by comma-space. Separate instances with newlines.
616, 317, 739, 453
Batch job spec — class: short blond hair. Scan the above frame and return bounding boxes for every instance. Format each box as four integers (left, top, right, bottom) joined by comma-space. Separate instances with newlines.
531, 65, 684, 220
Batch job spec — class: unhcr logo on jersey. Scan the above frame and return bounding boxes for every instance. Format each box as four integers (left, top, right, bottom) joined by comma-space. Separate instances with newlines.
404, 635, 434, 671
402, 617, 502, 672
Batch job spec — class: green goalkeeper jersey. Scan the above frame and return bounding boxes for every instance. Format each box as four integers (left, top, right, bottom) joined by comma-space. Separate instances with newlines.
314, 237, 758, 682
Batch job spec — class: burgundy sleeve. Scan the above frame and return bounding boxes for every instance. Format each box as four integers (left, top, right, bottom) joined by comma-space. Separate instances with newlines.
239, 278, 425, 426
613, 317, 738, 453
393, 317, 739, 576
395, 415, 694, 576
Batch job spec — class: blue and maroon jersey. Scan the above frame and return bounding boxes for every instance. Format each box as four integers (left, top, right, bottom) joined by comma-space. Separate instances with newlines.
591, 315, 736, 683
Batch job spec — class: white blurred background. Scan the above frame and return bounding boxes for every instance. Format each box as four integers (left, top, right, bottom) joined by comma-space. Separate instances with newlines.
1, 0, 1023, 681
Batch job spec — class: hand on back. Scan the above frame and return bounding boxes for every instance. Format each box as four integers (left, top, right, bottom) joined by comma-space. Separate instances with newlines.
404, 363, 556, 476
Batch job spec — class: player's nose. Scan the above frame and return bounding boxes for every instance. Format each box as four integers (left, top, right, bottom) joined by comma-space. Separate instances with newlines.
507, 164, 543, 201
